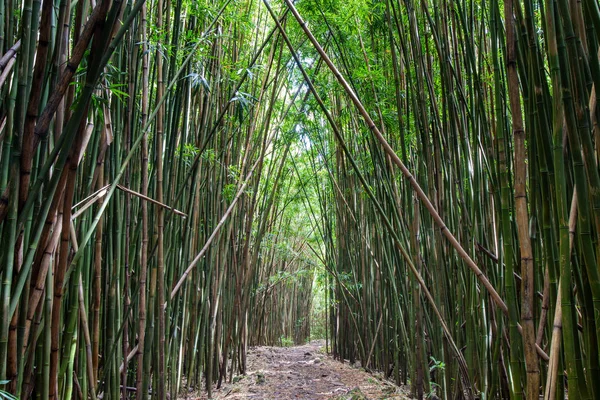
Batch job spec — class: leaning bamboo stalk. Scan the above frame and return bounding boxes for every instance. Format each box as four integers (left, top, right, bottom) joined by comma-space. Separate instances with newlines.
117, 185, 187, 217
71, 184, 187, 219
49, 115, 95, 400
14, 0, 137, 233
70, 185, 110, 220
261, 4, 473, 396
170, 158, 260, 300
544, 188, 579, 399
0, 40, 21, 71
281, 0, 551, 363
92, 129, 105, 384
280, 0, 507, 317
19, 0, 55, 213
0, 53, 17, 89
536, 268, 551, 346
64, 0, 233, 282
27, 0, 105, 156
69, 222, 97, 400
543, 286, 562, 400
21, 213, 62, 351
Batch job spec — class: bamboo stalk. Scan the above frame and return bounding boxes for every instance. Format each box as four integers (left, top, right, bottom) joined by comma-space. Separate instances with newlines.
281, 0, 508, 318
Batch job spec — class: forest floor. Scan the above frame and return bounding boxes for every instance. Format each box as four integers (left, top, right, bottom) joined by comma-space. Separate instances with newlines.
179, 340, 410, 399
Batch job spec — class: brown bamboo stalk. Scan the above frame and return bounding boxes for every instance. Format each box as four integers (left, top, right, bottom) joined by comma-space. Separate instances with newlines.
135, 3, 149, 397
22, 213, 62, 351
92, 127, 106, 382
536, 268, 550, 346
19, 0, 55, 210
156, 0, 166, 394
504, 0, 539, 396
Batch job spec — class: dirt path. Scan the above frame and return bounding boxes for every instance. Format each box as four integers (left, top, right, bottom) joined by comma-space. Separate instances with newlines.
181, 341, 410, 399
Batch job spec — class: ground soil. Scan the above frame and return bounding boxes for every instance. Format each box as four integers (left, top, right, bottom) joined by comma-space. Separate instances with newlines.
179, 340, 410, 399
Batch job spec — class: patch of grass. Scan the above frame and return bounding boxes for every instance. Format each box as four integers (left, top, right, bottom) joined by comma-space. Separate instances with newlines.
279, 336, 294, 347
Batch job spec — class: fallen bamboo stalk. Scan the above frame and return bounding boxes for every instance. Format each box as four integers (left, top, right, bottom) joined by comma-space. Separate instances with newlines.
71, 184, 187, 219
116, 185, 187, 217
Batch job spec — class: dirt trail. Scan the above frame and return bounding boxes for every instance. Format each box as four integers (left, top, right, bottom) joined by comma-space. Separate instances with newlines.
182, 341, 410, 399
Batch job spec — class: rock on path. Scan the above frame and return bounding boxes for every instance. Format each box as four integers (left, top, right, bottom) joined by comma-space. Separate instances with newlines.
180, 340, 410, 399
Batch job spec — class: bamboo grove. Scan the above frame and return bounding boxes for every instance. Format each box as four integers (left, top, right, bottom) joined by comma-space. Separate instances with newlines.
0, 0, 599, 397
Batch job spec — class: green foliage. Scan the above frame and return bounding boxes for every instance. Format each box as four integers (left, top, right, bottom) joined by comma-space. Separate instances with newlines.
202, 148, 217, 164
310, 269, 328, 340
222, 183, 236, 201
429, 357, 445, 373
186, 72, 211, 92
176, 143, 200, 167
231, 91, 256, 121
279, 336, 294, 347
227, 165, 241, 181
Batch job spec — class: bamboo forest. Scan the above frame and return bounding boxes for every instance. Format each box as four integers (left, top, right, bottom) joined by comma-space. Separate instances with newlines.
1, 0, 600, 397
